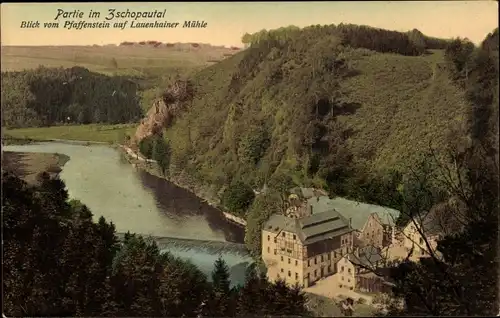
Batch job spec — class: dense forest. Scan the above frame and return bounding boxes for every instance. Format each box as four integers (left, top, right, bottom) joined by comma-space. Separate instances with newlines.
1, 66, 143, 128
241, 25, 450, 55
2, 171, 310, 317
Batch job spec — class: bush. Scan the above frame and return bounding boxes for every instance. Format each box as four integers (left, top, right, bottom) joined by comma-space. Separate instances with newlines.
221, 181, 255, 215
356, 297, 366, 304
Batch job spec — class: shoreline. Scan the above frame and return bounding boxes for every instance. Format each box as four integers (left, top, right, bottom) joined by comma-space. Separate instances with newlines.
2, 150, 70, 185
2, 139, 247, 227
119, 145, 247, 228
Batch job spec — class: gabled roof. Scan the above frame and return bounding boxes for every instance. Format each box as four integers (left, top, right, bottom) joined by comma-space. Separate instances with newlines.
346, 245, 383, 268
307, 196, 400, 229
263, 209, 352, 245
407, 199, 465, 237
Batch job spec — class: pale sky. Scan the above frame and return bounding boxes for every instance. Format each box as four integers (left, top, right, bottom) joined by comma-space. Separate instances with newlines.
1, 1, 498, 47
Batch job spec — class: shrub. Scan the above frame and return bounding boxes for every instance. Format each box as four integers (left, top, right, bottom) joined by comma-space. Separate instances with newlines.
221, 180, 255, 215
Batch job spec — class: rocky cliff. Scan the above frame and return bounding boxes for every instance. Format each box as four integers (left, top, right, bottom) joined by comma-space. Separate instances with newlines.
131, 79, 194, 148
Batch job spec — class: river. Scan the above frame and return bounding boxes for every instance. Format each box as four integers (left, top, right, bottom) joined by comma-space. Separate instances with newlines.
3, 142, 252, 285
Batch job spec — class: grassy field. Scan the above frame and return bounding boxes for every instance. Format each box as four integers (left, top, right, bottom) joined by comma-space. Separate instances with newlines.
1, 45, 237, 77
3, 124, 138, 144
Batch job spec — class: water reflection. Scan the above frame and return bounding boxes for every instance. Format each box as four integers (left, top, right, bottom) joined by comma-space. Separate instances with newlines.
138, 170, 245, 243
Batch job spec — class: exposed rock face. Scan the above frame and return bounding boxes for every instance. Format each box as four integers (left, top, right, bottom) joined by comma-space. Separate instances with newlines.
131, 80, 194, 148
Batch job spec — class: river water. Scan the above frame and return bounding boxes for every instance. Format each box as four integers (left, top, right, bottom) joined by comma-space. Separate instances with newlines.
3, 142, 252, 285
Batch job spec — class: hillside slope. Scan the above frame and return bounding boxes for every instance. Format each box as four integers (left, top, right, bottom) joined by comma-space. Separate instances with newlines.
159, 26, 468, 195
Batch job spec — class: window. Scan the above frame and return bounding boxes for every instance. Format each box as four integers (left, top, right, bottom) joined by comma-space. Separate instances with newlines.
267, 235, 270, 241
314, 258, 317, 265
295, 260, 298, 266
341, 276, 344, 281
281, 256, 284, 261
307, 273, 310, 279
341, 266, 344, 272
281, 268, 284, 273
419, 237, 424, 244
348, 268, 351, 274
320, 255, 324, 262
295, 272, 299, 279
288, 271, 291, 277
314, 270, 317, 277
293, 234, 296, 240
327, 265, 331, 272
307, 260, 310, 267
334, 251, 337, 258
288, 258, 291, 264
350, 287, 353, 290
327, 253, 331, 260
348, 279, 351, 283
274, 237, 277, 243
267, 247, 270, 253
282, 232, 285, 237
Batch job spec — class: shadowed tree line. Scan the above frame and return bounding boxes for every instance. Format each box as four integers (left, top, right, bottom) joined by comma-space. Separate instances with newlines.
241, 25, 450, 56
2, 171, 310, 317
1, 66, 143, 128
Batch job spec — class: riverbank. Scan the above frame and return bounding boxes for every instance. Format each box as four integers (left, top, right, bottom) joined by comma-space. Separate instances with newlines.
2, 151, 70, 185
120, 145, 247, 227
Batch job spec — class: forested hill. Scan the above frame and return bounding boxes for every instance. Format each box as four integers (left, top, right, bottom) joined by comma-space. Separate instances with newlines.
163, 24, 466, 193
1, 66, 143, 128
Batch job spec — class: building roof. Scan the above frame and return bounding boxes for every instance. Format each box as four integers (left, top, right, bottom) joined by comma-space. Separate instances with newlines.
263, 209, 352, 245
410, 201, 465, 237
307, 196, 400, 229
346, 245, 383, 268
289, 187, 327, 199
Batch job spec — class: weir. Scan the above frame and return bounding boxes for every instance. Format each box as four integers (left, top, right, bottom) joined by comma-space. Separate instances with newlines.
115, 232, 250, 257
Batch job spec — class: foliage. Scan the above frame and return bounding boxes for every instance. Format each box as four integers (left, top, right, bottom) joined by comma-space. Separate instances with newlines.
139, 134, 172, 175
237, 125, 271, 165
244, 191, 284, 256
243, 24, 450, 56
162, 24, 466, 253
221, 180, 255, 216
444, 38, 475, 85
2, 171, 309, 317
383, 29, 499, 317
1, 66, 143, 128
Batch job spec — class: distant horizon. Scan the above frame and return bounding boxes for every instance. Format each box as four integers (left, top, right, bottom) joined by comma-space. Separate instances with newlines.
1, 2, 498, 47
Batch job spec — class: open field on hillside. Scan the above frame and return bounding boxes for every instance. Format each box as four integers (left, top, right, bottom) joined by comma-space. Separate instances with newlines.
336, 49, 468, 171
3, 124, 138, 144
1, 45, 238, 76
